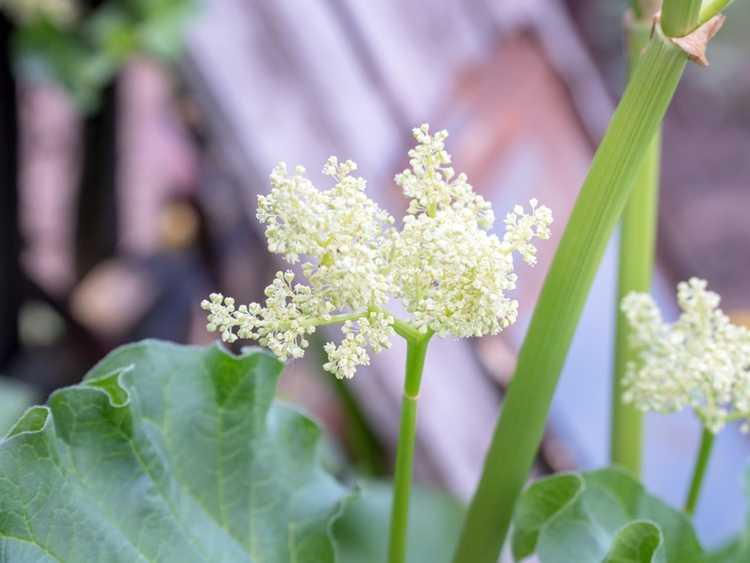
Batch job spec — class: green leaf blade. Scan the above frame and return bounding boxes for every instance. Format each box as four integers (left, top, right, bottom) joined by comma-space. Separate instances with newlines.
604, 521, 665, 563
511, 473, 584, 560
0, 341, 348, 563
511, 468, 704, 563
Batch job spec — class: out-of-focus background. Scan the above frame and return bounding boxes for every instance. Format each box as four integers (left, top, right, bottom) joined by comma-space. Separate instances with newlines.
1, 0, 749, 549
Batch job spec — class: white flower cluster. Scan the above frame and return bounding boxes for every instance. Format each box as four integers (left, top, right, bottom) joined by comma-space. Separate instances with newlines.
391, 125, 552, 337
203, 124, 553, 378
1, 0, 77, 25
322, 311, 394, 380
622, 278, 750, 433
204, 157, 395, 378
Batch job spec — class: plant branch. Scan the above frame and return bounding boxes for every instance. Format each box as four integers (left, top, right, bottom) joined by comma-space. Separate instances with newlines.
314, 311, 371, 327
611, 12, 662, 477
632, 0, 663, 19
452, 30, 689, 563
391, 317, 423, 341
698, 0, 734, 27
684, 426, 715, 515
661, 0, 703, 37
387, 332, 432, 563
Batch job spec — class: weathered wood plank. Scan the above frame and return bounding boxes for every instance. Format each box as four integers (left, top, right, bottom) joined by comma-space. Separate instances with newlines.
329, 0, 486, 124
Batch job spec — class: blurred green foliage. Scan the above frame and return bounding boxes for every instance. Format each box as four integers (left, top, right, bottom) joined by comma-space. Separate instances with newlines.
4, 0, 198, 111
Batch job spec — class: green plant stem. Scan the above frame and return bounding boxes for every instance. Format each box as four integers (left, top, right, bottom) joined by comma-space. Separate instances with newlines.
610, 15, 662, 477
387, 331, 432, 563
632, 0, 662, 19
661, 0, 703, 37
698, 0, 734, 26
684, 427, 715, 515
452, 31, 688, 563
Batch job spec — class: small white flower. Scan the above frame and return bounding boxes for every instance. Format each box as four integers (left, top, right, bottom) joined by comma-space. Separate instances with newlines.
258, 158, 395, 310
204, 125, 553, 378
323, 311, 394, 379
622, 278, 750, 433
390, 125, 552, 337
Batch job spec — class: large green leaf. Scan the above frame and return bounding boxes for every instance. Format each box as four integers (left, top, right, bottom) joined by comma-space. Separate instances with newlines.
0, 341, 349, 562
334, 480, 464, 563
511, 468, 704, 563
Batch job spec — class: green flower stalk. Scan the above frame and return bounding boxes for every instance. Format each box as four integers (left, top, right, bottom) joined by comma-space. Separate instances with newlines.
611, 1, 663, 477
201, 125, 553, 563
387, 329, 431, 563
452, 3, 718, 558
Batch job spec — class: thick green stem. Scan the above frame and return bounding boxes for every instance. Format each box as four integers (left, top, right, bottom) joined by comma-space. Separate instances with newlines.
684, 427, 715, 515
387, 332, 432, 563
698, 0, 734, 26
661, 0, 703, 37
452, 32, 688, 563
632, 0, 662, 19
611, 16, 662, 477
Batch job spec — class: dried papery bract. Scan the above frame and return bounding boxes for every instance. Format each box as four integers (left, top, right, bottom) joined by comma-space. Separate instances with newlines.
668, 13, 726, 66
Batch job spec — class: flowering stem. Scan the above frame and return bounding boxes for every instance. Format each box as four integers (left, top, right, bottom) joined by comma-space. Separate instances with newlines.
387, 331, 432, 563
684, 426, 715, 516
661, 0, 703, 37
314, 311, 370, 327
611, 12, 661, 477
631, 0, 661, 19
453, 24, 689, 563
391, 317, 424, 341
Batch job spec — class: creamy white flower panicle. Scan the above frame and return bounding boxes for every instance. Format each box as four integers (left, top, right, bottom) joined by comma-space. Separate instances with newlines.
322, 311, 394, 380
202, 124, 553, 378
206, 158, 396, 379
502, 201, 553, 266
395, 125, 493, 228
622, 278, 750, 433
391, 125, 552, 337
258, 159, 395, 310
